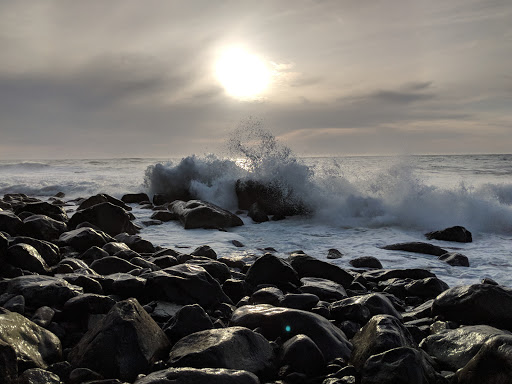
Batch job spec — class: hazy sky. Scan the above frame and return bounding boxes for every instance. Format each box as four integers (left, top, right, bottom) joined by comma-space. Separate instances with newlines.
1, 0, 511, 159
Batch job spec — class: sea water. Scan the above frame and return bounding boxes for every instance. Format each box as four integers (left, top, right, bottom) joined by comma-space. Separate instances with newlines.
1, 135, 512, 288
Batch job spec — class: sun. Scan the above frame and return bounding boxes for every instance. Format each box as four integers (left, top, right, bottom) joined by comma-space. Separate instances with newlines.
215, 47, 271, 100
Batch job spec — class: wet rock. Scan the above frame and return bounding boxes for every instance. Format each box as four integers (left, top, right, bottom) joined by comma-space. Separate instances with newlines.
248, 202, 269, 223
169, 200, 243, 229
0, 308, 62, 370
420, 325, 510, 371
279, 334, 325, 376
231, 304, 352, 361
63, 293, 117, 319
403, 277, 449, 299
327, 248, 343, 259
381, 242, 448, 256
425, 225, 472, 243
59, 227, 114, 252
134, 367, 260, 384
231, 240, 245, 247
222, 279, 249, 304
121, 193, 150, 204
186, 258, 231, 283
78, 193, 131, 212
69, 202, 139, 236
250, 287, 285, 306
69, 367, 104, 383
18, 368, 61, 384
362, 268, 436, 282
68, 298, 170, 381
101, 272, 146, 298
432, 283, 512, 330
14, 201, 68, 222
102, 241, 130, 255
332, 293, 402, 323
3, 294, 25, 314
289, 253, 353, 288
22, 214, 67, 241
361, 347, 438, 384
191, 245, 217, 259
114, 233, 155, 253
350, 256, 383, 269
31, 306, 56, 328
6, 243, 50, 274
330, 299, 371, 324
245, 253, 300, 290
10, 236, 61, 266
280, 293, 320, 311
0, 231, 8, 255
90, 256, 140, 275
350, 315, 416, 370
150, 210, 177, 222
0, 340, 17, 384
299, 277, 348, 302
169, 326, 274, 377
57, 273, 104, 294
163, 304, 213, 343
438, 252, 470, 267
0, 210, 23, 235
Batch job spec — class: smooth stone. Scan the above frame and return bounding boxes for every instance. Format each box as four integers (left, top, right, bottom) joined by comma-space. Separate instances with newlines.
69, 202, 139, 236
10, 237, 61, 266
186, 257, 232, 283
18, 368, 61, 384
63, 294, 116, 317
0, 211, 23, 235
90, 256, 140, 275
79, 245, 110, 264
13, 201, 68, 222
327, 248, 343, 259
3, 295, 25, 314
280, 293, 320, 311
289, 253, 353, 288
250, 287, 285, 306
59, 227, 114, 252
22, 214, 67, 241
101, 272, 146, 298
31, 306, 56, 328
403, 277, 449, 299
150, 210, 177, 222
77, 193, 131, 212
279, 334, 325, 376
349, 256, 383, 269
102, 241, 130, 254
163, 304, 213, 343
245, 253, 300, 290
6, 243, 50, 274
438, 252, 470, 267
332, 293, 402, 323
133, 367, 260, 384
425, 225, 472, 243
168, 200, 243, 229
57, 274, 104, 294
299, 277, 348, 302
248, 202, 269, 223
114, 233, 156, 253
121, 193, 150, 204
191, 245, 217, 260
381, 242, 447, 256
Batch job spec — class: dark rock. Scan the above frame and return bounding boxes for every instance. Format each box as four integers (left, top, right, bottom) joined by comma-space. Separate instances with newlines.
32, 306, 56, 328
360, 347, 438, 384
350, 315, 416, 370
149, 255, 178, 269
18, 368, 61, 384
122, 193, 150, 204
248, 202, 269, 223
432, 283, 512, 330
420, 325, 510, 371
14, 201, 68, 222
404, 299, 434, 320
163, 304, 213, 343
381, 242, 448, 256
0, 231, 8, 256
404, 277, 449, 299
438, 252, 470, 267
130, 256, 160, 271
46, 361, 72, 383
22, 214, 67, 241
350, 256, 383, 269
231, 240, 245, 247
425, 225, 472, 243
0, 308, 62, 370
63, 294, 116, 318
169, 200, 243, 229
102, 241, 130, 254
299, 277, 348, 302
362, 268, 436, 282
114, 233, 156, 253
6, 243, 50, 274
222, 279, 249, 304
186, 258, 231, 283
289, 253, 353, 288
11, 237, 61, 266
250, 287, 285, 306
3, 294, 25, 314
57, 274, 104, 294
245, 253, 300, 290
115, 249, 141, 260
327, 248, 343, 259
69, 367, 104, 383
332, 293, 402, 323
0, 211, 23, 235
330, 299, 371, 324
191, 245, 217, 259
90, 256, 140, 275
150, 210, 177, 222
169, 326, 274, 377
68, 298, 170, 381
280, 293, 320, 311
279, 334, 325, 376
148, 301, 183, 322
101, 272, 146, 298
231, 304, 352, 362
69, 202, 139, 236
482, 277, 499, 285
78, 193, 131, 212
60, 227, 114, 252
0, 340, 17, 384
133, 367, 260, 384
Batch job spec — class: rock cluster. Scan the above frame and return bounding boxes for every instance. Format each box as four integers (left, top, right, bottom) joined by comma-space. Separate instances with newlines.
0, 193, 510, 383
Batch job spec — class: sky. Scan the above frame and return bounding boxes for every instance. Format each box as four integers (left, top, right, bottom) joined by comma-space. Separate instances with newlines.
0, 0, 511, 159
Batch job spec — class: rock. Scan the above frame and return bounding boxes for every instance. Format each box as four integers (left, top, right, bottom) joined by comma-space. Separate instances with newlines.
279, 334, 325, 376
63, 294, 116, 319
191, 245, 217, 259
69, 202, 139, 236
134, 367, 260, 384
404, 299, 434, 320
149, 301, 183, 322
280, 293, 320, 311
150, 210, 177, 222
327, 248, 343, 259
142, 264, 232, 308
403, 277, 449, 299
14, 201, 68, 222
3, 295, 25, 314
381, 242, 448, 256
420, 325, 511, 371
0, 211, 23, 235
169, 326, 274, 377
251, 287, 285, 306
231, 240, 245, 247
79, 245, 109, 264
438, 252, 470, 267
121, 193, 150, 204
360, 347, 438, 384
289, 253, 353, 288
102, 241, 130, 254
10, 237, 61, 266
169, 200, 243, 229
0, 231, 8, 256
163, 304, 213, 343
6, 243, 51, 274
248, 202, 269, 223
0, 340, 17, 384
68, 298, 170, 381
78, 193, 132, 212
299, 277, 347, 302
31, 306, 56, 328
69, 367, 104, 383
0, 308, 62, 370
58, 273, 104, 294
455, 334, 512, 384
222, 279, 249, 304
350, 256, 383, 269
186, 258, 231, 283
330, 299, 371, 324
90, 256, 140, 275
332, 293, 402, 323
362, 269, 436, 282
22, 214, 67, 241
59, 227, 114, 252
18, 368, 61, 384
350, 315, 416, 370
114, 233, 155, 253
245, 253, 300, 290
432, 284, 512, 330
231, 304, 352, 362
101, 272, 146, 298
6, 275, 83, 307
425, 225, 472, 243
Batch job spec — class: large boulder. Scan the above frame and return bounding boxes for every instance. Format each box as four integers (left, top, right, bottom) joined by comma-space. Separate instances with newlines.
6, 243, 50, 274
68, 202, 139, 236
231, 304, 352, 362
0, 211, 23, 235
245, 253, 300, 290
299, 277, 347, 302
121, 193, 150, 204
90, 256, 140, 275
288, 253, 353, 288
163, 304, 213, 343
59, 227, 114, 252
425, 225, 472, 243
10, 237, 60, 266
22, 214, 67, 241
169, 326, 274, 378
438, 252, 470, 267
168, 200, 243, 229
186, 258, 231, 283
432, 284, 512, 330
114, 233, 156, 253
0, 308, 62, 370
381, 242, 447, 256
68, 298, 170, 381
134, 367, 260, 384
331, 293, 402, 323
420, 325, 510, 371
77, 193, 131, 211
279, 334, 325, 376
13, 201, 68, 222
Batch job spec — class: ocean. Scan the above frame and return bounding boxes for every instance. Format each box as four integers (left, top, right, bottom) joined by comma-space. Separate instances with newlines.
1, 150, 512, 288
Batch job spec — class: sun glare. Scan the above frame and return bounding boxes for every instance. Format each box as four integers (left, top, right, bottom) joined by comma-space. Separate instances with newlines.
215, 47, 271, 100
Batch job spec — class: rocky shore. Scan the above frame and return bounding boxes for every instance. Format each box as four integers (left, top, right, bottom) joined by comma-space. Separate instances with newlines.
1, 192, 512, 383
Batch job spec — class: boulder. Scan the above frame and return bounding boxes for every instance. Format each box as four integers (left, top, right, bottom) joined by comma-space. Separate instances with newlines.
425, 225, 472, 243
102, 241, 131, 254
134, 367, 260, 384
121, 193, 150, 204
31, 306, 56, 328
327, 248, 343, 259
438, 252, 470, 267
0, 211, 23, 235
10, 237, 60, 266
114, 233, 155, 253
299, 277, 347, 302
350, 315, 416, 370
169, 200, 243, 229
403, 277, 449, 299
0, 308, 62, 370
248, 202, 269, 223
150, 210, 177, 222
68, 298, 170, 381
22, 214, 67, 241
3, 295, 25, 314
231, 304, 352, 362
13, 201, 68, 222
280, 293, 320, 311
381, 242, 447, 256
332, 293, 402, 322
0, 231, 8, 256
18, 368, 61, 384
288, 253, 353, 288
90, 256, 140, 275
432, 284, 512, 330
191, 245, 217, 260
6, 243, 50, 274
163, 304, 213, 343
245, 253, 300, 290
0, 340, 17, 384
100, 272, 146, 298
63, 293, 117, 318
362, 269, 436, 283
169, 326, 274, 377
350, 256, 383, 269
59, 227, 114, 252
68, 202, 139, 236
77, 193, 131, 211
79, 245, 110, 264
250, 287, 285, 306
186, 258, 231, 283
279, 334, 325, 376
